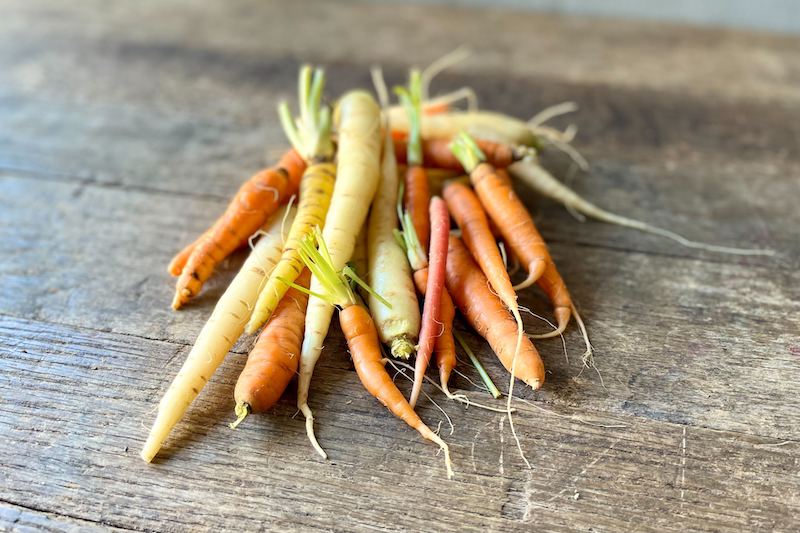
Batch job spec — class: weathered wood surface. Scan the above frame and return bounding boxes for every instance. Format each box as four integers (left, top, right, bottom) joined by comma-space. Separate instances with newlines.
0, 1, 798, 531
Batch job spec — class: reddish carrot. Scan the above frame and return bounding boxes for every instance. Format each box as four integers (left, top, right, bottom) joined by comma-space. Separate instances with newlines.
394, 137, 530, 170
409, 197, 449, 408
413, 269, 457, 391
230, 269, 311, 428
171, 148, 306, 309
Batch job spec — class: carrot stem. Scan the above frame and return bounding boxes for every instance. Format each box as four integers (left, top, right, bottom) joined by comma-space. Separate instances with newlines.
454, 331, 501, 399
394, 70, 423, 166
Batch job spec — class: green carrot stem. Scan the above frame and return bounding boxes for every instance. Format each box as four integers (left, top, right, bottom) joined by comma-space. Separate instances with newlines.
454, 331, 501, 398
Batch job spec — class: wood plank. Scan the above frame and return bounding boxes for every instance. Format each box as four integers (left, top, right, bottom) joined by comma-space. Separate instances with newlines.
1, 1, 798, 530
0, 501, 128, 533
2, 0, 800, 105
1, 315, 798, 532
1, 175, 798, 439
1, 0, 797, 265
3, 8, 800, 176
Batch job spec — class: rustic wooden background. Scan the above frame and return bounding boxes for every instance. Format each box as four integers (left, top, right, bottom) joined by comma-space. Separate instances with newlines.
1, 1, 799, 531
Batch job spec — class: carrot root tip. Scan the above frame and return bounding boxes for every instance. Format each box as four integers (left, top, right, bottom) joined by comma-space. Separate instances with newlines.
390, 336, 416, 360
300, 403, 328, 459
229, 402, 251, 429
512, 259, 546, 291
525, 378, 542, 390
528, 307, 571, 339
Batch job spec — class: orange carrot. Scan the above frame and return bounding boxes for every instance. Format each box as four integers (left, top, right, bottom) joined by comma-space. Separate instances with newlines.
168, 229, 209, 276
443, 181, 517, 312
293, 229, 453, 477
445, 235, 544, 389
452, 134, 575, 335
171, 148, 306, 309
404, 165, 431, 250
394, 137, 529, 171
397, 70, 432, 251
470, 161, 550, 290
341, 305, 452, 477
230, 269, 311, 427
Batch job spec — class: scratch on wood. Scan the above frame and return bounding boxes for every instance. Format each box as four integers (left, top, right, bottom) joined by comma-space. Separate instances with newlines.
470, 418, 494, 474
499, 415, 506, 476
680, 426, 687, 505
546, 437, 622, 504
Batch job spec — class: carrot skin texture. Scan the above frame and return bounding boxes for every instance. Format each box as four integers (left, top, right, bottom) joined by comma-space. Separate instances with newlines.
234, 269, 311, 413
168, 229, 211, 276
367, 119, 421, 358
536, 261, 572, 333
246, 162, 335, 333
171, 149, 306, 309
470, 162, 548, 288
341, 304, 453, 478
395, 138, 518, 170
443, 181, 517, 310
413, 269, 456, 388
404, 165, 431, 250
445, 235, 544, 388
342, 306, 422, 428
409, 197, 450, 407
484, 168, 572, 330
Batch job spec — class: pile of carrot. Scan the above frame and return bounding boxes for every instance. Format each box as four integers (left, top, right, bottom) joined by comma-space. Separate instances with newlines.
141, 60, 773, 478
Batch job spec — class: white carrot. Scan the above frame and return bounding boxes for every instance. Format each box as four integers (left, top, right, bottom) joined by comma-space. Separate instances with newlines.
388, 109, 539, 149
141, 206, 296, 462
367, 67, 421, 359
298, 90, 382, 458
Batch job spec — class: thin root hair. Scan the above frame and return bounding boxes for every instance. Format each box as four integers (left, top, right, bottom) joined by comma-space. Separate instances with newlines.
527, 101, 579, 128
370, 66, 391, 109
388, 359, 511, 413
421, 46, 472, 100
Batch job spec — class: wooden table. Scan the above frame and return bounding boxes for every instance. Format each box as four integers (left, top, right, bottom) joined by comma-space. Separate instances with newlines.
1, 1, 798, 531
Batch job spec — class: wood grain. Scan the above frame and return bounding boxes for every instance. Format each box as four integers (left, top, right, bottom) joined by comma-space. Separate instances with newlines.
1, 315, 798, 532
1, 0, 799, 531
0, 501, 129, 533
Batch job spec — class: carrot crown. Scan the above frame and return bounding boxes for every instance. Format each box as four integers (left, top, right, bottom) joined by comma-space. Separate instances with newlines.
449, 131, 487, 173
394, 69, 423, 166
282, 228, 391, 310
278, 65, 334, 162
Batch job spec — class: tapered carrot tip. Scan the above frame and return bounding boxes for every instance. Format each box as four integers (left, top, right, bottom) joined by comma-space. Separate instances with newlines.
555, 307, 571, 332
167, 256, 185, 277
513, 259, 547, 291
525, 377, 543, 390
171, 289, 191, 310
